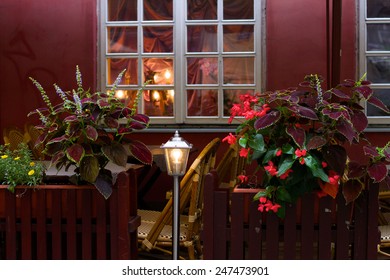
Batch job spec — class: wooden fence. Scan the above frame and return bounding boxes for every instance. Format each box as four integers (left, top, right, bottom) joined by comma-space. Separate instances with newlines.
0, 169, 140, 260
202, 171, 380, 260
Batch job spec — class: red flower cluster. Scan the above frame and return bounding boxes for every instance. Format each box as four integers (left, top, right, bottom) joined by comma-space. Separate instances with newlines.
228, 93, 270, 124
258, 197, 281, 213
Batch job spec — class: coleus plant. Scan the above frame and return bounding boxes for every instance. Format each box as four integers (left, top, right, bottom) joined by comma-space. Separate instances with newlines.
224, 74, 390, 218
29, 66, 152, 198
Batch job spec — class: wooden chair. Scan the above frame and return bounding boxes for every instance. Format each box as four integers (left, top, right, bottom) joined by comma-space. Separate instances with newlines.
378, 188, 390, 257
2, 126, 29, 151
24, 123, 45, 160
137, 137, 221, 259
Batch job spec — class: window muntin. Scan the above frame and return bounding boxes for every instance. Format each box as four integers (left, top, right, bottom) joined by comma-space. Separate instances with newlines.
101, 0, 261, 124
360, 0, 390, 125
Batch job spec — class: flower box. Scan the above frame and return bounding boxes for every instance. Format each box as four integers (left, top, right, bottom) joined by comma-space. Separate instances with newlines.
203, 171, 379, 260
0, 169, 140, 260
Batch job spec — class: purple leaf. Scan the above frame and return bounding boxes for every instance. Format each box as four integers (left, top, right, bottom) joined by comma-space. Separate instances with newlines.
367, 95, 390, 113
322, 145, 347, 175
288, 105, 318, 120
350, 110, 368, 133
363, 145, 379, 157
66, 143, 85, 164
286, 126, 305, 148
322, 108, 343, 120
254, 110, 281, 130
132, 113, 150, 124
331, 88, 351, 99
47, 135, 69, 144
336, 119, 356, 143
355, 85, 373, 99
85, 125, 98, 141
306, 136, 327, 150
97, 99, 110, 108
127, 140, 152, 165
367, 162, 388, 183
104, 117, 119, 128
342, 179, 364, 205
347, 161, 366, 179
63, 115, 78, 123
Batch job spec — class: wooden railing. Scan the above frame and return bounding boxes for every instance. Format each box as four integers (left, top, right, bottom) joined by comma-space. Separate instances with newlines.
0, 169, 140, 260
202, 170, 380, 260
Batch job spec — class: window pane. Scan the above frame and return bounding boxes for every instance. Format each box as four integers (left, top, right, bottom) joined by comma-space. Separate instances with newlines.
223, 89, 254, 116
367, 57, 390, 83
113, 90, 139, 109
187, 57, 218, 84
108, 27, 137, 53
108, 0, 137, 21
144, 0, 173, 20
187, 0, 217, 20
224, 0, 253, 20
223, 57, 254, 84
143, 58, 174, 85
107, 58, 137, 85
223, 25, 254, 52
367, 0, 390, 18
187, 25, 218, 52
367, 89, 390, 116
187, 89, 218, 116
144, 89, 174, 116
143, 26, 173, 53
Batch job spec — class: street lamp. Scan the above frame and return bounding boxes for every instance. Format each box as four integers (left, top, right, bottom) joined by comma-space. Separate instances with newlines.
161, 130, 192, 260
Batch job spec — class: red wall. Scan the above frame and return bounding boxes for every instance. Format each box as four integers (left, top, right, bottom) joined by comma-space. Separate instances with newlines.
0, 0, 97, 130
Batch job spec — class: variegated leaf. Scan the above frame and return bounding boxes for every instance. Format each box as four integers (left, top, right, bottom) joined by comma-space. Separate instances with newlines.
254, 110, 281, 130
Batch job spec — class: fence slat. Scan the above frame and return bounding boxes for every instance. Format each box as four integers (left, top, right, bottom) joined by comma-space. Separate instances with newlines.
335, 193, 350, 259
36, 189, 47, 260
66, 189, 77, 259
51, 190, 62, 259
283, 202, 297, 259
318, 196, 333, 259
20, 191, 32, 259
265, 212, 279, 259
95, 191, 107, 260
230, 192, 245, 259
300, 193, 315, 259
5, 191, 17, 259
248, 201, 262, 260
82, 190, 92, 259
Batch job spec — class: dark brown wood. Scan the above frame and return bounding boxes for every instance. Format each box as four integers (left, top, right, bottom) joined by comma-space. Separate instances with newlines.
0, 168, 140, 260
230, 191, 245, 259
201, 171, 379, 260
283, 202, 297, 259
318, 196, 333, 259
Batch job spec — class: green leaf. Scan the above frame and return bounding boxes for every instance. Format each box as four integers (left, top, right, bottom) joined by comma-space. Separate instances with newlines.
248, 133, 265, 152
277, 156, 295, 176
276, 186, 292, 203
79, 155, 99, 183
101, 142, 128, 167
305, 155, 329, 182
238, 136, 248, 148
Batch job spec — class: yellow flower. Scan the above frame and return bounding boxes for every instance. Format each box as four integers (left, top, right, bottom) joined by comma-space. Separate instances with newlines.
1, 155, 8, 159
30, 162, 35, 167
28, 170, 35, 176
14, 157, 20, 160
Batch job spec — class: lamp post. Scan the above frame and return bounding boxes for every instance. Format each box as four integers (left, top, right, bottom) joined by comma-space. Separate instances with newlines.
161, 130, 192, 260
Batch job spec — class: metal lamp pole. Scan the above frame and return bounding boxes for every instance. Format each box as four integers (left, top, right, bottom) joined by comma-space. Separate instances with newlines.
161, 131, 192, 260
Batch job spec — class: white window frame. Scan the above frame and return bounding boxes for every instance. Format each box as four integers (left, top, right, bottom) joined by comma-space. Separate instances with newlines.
359, 0, 390, 128
98, 0, 263, 126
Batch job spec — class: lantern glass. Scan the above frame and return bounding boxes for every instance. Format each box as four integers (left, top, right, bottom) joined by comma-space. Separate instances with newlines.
161, 131, 192, 176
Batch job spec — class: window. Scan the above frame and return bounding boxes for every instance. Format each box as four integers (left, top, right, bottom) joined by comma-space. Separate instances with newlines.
359, 0, 390, 126
100, 0, 262, 125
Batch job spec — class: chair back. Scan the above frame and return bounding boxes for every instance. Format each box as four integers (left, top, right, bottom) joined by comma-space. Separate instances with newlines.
141, 137, 221, 251
3, 126, 28, 151
24, 123, 45, 159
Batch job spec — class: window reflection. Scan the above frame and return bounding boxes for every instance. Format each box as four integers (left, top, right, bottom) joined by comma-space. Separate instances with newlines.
367, 0, 390, 18
367, 57, 390, 83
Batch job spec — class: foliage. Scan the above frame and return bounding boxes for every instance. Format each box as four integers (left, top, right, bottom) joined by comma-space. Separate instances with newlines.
224, 74, 390, 218
0, 143, 45, 192
29, 66, 152, 198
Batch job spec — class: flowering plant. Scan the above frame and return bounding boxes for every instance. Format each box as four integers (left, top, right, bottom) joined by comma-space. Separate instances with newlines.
29, 66, 152, 198
224, 74, 390, 217
0, 143, 45, 192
